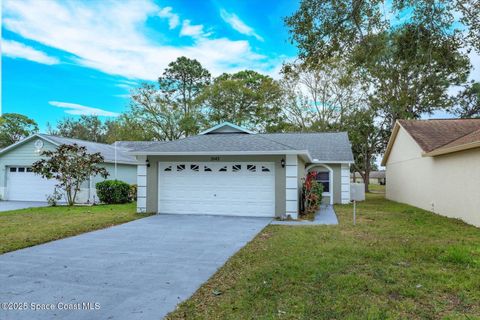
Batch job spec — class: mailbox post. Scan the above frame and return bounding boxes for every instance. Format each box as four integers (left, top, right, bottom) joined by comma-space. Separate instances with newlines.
350, 183, 365, 225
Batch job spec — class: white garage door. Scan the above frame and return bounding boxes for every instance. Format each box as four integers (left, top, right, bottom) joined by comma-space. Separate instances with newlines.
6, 166, 58, 201
158, 162, 275, 217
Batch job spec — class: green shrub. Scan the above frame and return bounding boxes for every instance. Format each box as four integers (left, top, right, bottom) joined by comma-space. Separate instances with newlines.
96, 180, 132, 204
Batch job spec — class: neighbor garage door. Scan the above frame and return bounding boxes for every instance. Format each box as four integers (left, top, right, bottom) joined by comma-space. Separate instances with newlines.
158, 162, 275, 217
6, 166, 57, 201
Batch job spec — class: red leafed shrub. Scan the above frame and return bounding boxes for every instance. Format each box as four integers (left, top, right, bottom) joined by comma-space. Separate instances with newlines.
302, 171, 324, 215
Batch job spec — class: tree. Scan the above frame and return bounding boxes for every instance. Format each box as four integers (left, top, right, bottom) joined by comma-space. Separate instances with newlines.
342, 108, 388, 192
0, 113, 38, 148
285, 0, 473, 133
199, 70, 283, 131
450, 82, 480, 118
279, 60, 366, 131
32, 144, 109, 206
48, 115, 107, 143
158, 56, 211, 136
128, 83, 185, 141
104, 114, 157, 143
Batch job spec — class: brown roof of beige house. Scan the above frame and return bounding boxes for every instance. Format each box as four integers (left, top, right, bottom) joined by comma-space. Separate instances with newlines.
382, 119, 480, 164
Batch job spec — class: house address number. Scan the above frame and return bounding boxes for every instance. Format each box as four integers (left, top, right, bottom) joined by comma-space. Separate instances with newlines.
211, 156, 220, 161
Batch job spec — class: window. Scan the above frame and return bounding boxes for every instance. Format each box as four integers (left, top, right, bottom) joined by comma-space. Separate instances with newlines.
247, 164, 256, 172
9, 167, 17, 172
261, 166, 270, 172
190, 164, 199, 172
232, 164, 242, 172
177, 164, 185, 172
219, 166, 227, 172
18, 167, 25, 173
26, 167, 33, 172
164, 166, 172, 172
316, 171, 330, 193
204, 165, 212, 172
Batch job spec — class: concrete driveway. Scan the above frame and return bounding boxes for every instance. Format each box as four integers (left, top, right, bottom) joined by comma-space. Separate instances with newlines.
0, 214, 270, 320
0, 201, 49, 212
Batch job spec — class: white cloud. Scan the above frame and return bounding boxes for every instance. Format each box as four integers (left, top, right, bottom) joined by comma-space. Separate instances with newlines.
2, 39, 59, 65
49, 101, 120, 117
180, 20, 205, 38
220, 9, 263, 42
158, 6, 179, 29
2, 0, 278, 79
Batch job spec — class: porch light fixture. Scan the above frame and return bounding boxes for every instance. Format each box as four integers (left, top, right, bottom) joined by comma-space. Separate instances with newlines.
146, 159, 150, 168
281, 158, 285, 168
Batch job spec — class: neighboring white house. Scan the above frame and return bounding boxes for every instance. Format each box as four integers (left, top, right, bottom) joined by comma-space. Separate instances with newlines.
128, 122, 354, 219
0, 134, 138, 203
352, 171, 386, 185
382, 119, 480, 227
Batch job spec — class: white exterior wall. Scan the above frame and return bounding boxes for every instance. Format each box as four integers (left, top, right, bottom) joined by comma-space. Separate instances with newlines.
386, 127, 480, 227
136, 156, 147, 213
341, 163, 351, 204
285, 154, 299, 219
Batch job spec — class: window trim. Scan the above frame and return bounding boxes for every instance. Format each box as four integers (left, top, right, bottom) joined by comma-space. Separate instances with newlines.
306, 164, 334, 205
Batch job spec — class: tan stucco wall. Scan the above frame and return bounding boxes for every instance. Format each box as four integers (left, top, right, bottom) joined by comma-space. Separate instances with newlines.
386, 127, 480, 227
146, 155, 286, 216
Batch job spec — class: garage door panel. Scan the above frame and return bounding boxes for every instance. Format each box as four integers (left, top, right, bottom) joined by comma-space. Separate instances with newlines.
6, 167, 60, 202
158, 162, 275, 217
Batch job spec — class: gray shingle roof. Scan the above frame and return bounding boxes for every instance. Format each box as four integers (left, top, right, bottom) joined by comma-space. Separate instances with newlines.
38, 134, 137, 164
131, 132, 353, 162
261, 132, 353, 162
114, 141, 165, 150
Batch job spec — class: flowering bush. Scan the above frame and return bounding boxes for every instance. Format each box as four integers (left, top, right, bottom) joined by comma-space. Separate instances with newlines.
302, 171, 323, 215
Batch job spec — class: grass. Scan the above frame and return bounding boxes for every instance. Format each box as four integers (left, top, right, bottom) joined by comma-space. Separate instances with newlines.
167, 193, 480, 319
0, 203, 152, 254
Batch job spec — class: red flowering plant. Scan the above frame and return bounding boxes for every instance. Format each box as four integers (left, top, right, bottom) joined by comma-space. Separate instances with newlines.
302, 171, 324, 216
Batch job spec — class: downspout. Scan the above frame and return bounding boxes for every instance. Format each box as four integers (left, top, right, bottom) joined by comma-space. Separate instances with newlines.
114, 141, 118, 180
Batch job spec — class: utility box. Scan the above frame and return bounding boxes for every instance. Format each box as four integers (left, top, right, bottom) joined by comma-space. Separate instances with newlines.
350, 183, 365, 201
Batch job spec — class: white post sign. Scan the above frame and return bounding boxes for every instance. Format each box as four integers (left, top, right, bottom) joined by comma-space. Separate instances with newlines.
350, 183, 365, 225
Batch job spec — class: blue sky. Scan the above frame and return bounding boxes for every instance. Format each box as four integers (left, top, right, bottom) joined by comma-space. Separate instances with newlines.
2, 0, 479, 131
2, 0, 299, 130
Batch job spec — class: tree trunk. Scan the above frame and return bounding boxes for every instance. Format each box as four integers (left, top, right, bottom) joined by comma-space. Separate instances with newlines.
364, 170, 370, 193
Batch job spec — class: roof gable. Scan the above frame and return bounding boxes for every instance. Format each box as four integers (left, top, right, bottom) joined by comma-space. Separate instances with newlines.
0, 134, 137, 165
398, 119, 480, 152
0, 134, 58, 156
199, 122, 254, 135
382, 119, 480, 165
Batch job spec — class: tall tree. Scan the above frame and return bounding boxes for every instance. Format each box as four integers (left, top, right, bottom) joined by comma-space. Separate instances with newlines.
199, 70, 283, 131
285, 0, 473, 132
158, 56, 211, 136
279, 60, 365, 131
0, 113, 38, 148
450, 82, 480, 118
342, 108, 389, 192
104, 114, 157, 143
48, 115, 107, 143
128, 83, 185, 141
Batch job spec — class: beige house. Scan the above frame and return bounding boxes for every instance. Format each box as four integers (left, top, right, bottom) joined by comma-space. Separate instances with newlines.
128, 122, 354, 219
382, 119, 480, 227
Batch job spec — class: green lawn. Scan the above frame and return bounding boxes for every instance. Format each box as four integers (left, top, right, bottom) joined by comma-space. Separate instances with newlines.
167, 194, 480, 319
0, 203, 152, 254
